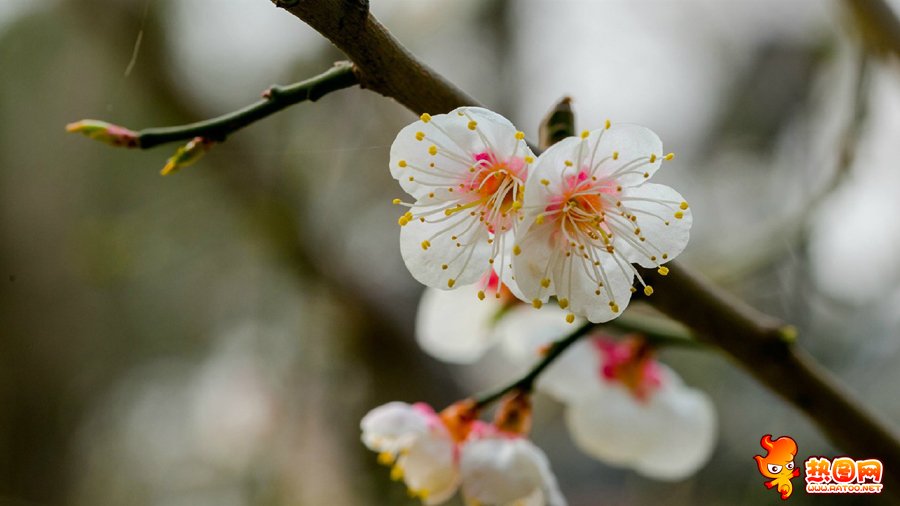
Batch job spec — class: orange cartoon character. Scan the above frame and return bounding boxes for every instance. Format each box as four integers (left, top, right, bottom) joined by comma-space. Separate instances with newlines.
754, 434, 800, 500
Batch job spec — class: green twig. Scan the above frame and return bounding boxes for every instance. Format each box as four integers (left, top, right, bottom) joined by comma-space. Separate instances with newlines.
474, 321, 595, 408
136, 61, 357, 148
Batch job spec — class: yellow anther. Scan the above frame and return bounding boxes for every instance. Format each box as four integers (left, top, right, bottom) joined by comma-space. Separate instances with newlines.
525, 156, 534, 164
515, 131, 525, 140
391, 465, 404, 481
477, 290, 486, 300
664, 152, 675, 161
674, 211, 684, 219
610, 303, 620, 313
558, 297, 569, 309
392, 198, 401, 205
415, 131, 425, 141
581, 130, 590, 139
643, 172, 649, 178
511, 201, 522, 210
680, 201, 689, 210
428, 145, 438, 156
612, 151, 619, 160
441, 264, 448, 270
467, 120, 477, 130
540, 278, 551, 288
447, 278, 456, 288
377, 452, 394, 466
564, 160, 573, 167
420, 113, 432, 123
604, 119, 611, 129
566, 313, 575, 323
421, 240, 431, 250
535, 214, 544, 225
532, 299, 543, 309
513, 245, 521, 256
643, 285, 654, 296
398, 160, 407, 168
649, 153, 657, 163
540, 179, 550, 185
658, 266, 669, 276
408, 176, 414, 182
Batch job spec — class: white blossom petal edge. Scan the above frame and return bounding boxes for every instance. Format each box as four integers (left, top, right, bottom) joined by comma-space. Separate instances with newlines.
391, 107, 535, 289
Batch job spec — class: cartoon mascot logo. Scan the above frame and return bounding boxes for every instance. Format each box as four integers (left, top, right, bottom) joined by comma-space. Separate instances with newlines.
754, 434, 800, 500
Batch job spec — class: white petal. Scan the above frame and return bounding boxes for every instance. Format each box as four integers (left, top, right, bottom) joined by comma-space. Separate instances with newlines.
400, 429, 461, 504
564, 384, 659, 466
460, 437, 566, 506
631, 372, 717, 480
416, 285, 504, 364
390, 107, 529, 200
551, 251, 634, 323
510, 220, 558, 304
360, 401, 431, 453
564, 367, 716, 481
589, 124, 663, 188
400, 206, 492, 289
615, 183, 692, 268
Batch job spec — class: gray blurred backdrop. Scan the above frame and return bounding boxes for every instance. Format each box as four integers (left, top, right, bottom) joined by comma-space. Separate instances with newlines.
1, 0, 899, 505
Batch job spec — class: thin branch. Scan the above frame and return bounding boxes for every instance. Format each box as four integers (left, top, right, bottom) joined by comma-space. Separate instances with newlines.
272, 0, 900, 490
69, 61, 359, 150
475, 321, 595, 408
139, 61, 358, 148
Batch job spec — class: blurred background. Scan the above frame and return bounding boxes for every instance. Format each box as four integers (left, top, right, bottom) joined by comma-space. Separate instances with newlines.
1, 0, 899, 504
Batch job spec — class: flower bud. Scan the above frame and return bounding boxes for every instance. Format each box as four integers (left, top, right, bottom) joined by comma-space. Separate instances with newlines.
493, 390, 532, 435
66, 120, 139, 148
161, 137, 213, 175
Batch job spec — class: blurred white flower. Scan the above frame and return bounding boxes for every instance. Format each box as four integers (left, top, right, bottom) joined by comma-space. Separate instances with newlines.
416, 271, 518, 364
498, 308, 716, 480
360, 401, 461, 504
391, 106, 535, 290
513, 124, 692, 322
460, 431, 566, 506
361, 400, 567, 505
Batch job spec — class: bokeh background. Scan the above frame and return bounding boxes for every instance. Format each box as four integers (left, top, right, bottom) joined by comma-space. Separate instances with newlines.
2, 0, 899, 504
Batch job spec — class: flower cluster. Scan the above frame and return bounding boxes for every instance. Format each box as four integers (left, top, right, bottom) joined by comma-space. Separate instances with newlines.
361, 398, 565, 505
391, 107, 691, 323
417, 292, 717, 481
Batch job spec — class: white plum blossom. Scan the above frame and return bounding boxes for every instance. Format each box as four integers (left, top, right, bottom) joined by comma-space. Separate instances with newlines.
416, 271, 518, 364
460, 429, 566, 506
496, 308, 716, 481
361, 401, 460, 503
513, 123, 692, 323
391, 107, 535, 290
361, 400, 567, 505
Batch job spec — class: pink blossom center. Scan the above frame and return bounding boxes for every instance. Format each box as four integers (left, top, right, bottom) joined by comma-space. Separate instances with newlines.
594, 336, 662, 401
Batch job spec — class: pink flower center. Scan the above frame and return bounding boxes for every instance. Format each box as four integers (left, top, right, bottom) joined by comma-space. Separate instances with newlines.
460, 152, 526, 234
594, 336, 662, 401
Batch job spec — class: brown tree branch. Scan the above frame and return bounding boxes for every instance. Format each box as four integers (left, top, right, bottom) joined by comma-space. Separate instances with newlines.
271, 0, 900, 489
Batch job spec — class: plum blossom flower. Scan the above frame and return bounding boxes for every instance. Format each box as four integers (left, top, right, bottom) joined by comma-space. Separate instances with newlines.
361, 399, 566, 505
512, 123, 692, 322
361, 401, 469, 503
391, 107, 535, 290
416, 271, 518, 364
496, 308, 716, 480
460, 430, 566, 506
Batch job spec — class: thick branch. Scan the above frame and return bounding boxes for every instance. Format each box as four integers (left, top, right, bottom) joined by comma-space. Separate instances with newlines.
273, 0, 900, 485
274, 0, 481, 114
137, 61, 358, 148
